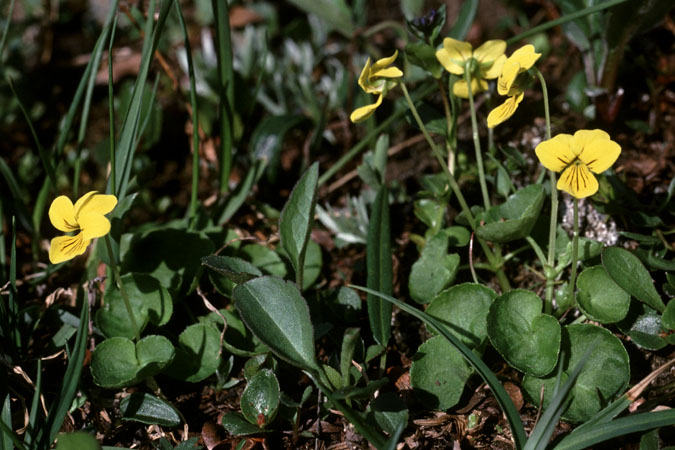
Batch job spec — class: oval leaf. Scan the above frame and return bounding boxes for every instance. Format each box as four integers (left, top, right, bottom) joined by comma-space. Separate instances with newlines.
487, 290, 561, 376
410, 335, 472, 410
233, 276, 319, 371
576, 266, 630, 323
409, 232, 460, 304
602, 247, 665, 312
522, 323, 630, 423
617, 302, 667, 350
241, 369, 280, 428
279, 162, 319, 287
167, 323, 222, 382
120, 392, 181, 427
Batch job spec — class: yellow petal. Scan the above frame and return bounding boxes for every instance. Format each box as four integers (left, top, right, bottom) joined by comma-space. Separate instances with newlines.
74, 191, 117, 219
572, 129, 610, 155
497, 60, 521, 96
579, 137, 621, 173
474, 40, 506, 64
483, 54, 507, 79
49, 196, 78, 232
49, 234, 89, 264
487, 93, 524, 128
371, 66, 403, 79
358, 58, 377, 93
370, 50, 399, 74
79, 213, 112, 240
557, 163, 598, 198
436, 38, 472, 75
452, 78, 484, 98
350, 94, 383, 123
508, 45, 541, 71
534, 134, 576, 172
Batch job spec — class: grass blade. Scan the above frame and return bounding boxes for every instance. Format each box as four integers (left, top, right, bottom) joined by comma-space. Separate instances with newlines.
448, 0, 478, 41
36, 296, 90, 447
553, 409, 675, 450
0, 0, 16, 60
211, 0, 235, 193
351, 285, 527, 448
174, 0, 200, 228
24, 359, 42, 448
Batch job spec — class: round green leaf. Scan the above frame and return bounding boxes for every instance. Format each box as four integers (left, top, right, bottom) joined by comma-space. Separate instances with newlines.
167, 323, 222, 382
233, 276, 319, 372
96, 273, 173, 339
576, 266, 630, 323
522, 324, 630, 423
487, 290, 561, 376
410, 336, 472, 410
426, 283, 497, 348
476, 184, 545, 243
119, 392, 181, 427
602, 246, 665, 312
90, 335, 174, 388
241, 369, 280, 428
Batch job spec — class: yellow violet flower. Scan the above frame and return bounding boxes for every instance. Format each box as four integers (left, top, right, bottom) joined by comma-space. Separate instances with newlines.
350, 50, 403, 123
535, 130, 621, 199
488, 45, 541, 128
435, 38, 507, 98
48, 191, 118, 264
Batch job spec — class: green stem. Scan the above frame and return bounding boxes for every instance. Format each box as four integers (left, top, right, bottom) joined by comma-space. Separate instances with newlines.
567, 198, 579, 307
108, 14, 118, 197
464, 66, 491, 211
400, 83, 511, 292
105, 235, 141, 341
535, 68, 557, 314
437, 79, 455, 174
525, 236, 548, 269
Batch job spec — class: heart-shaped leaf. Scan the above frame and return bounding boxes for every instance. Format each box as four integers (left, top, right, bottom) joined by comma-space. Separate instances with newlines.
241, 369, 280, 428
426, 283, 497, 349
167, 323, 222, 382
576, 266, 630, 323
119, 393, 181, 427
487, 290, 560, 376
522, 323, 630, 423
410, 335, 472, 410
409, 232, 460, 304
476, 184, 545, 243
96, 273, 173, 339
602, 246, 665, 312
279, 162, 319, 287
91, 335, 175, 388
233, 276, 319, 372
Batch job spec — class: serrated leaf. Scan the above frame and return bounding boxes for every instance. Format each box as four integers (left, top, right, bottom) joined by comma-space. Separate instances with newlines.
233, 277, 319, 371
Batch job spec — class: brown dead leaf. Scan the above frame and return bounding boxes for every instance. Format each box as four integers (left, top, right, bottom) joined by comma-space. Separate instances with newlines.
202, 421, 226, 450
230, 6, 263, 28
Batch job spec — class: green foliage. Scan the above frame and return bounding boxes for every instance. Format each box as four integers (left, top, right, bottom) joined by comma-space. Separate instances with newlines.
119, 393, 181, 427
476, 185, 545, 243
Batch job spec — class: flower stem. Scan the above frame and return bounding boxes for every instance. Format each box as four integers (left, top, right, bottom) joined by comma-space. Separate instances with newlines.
400, 83, 511, 292
104, 235, 141, 341
566, 198, 579, 307
437, 79, 455, 174
535, 68, 557, 315
464, 67, 491, 211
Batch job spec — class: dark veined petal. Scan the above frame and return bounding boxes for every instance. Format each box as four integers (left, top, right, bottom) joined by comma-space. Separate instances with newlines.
557, 163, 599, 198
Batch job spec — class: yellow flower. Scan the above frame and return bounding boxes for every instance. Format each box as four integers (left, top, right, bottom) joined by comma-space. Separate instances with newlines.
350, 50, 403, 123
535, 130, 621, 199
48, 191, 117, 264
488, 45, 541, 128
435, 38, 507, 98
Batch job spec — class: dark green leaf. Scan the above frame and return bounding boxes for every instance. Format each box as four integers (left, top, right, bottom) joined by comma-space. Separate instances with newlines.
367, 186, 393, 345
120, 393, 181, 427
54, 432, 100, 450
240, 369, 280, 428
576, 266, 630, 324
476, 185, 545, 243
602, 247, 665, 312
221, 412, 264, 436
201, 255, 262, 285
167, 323, 222, 382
